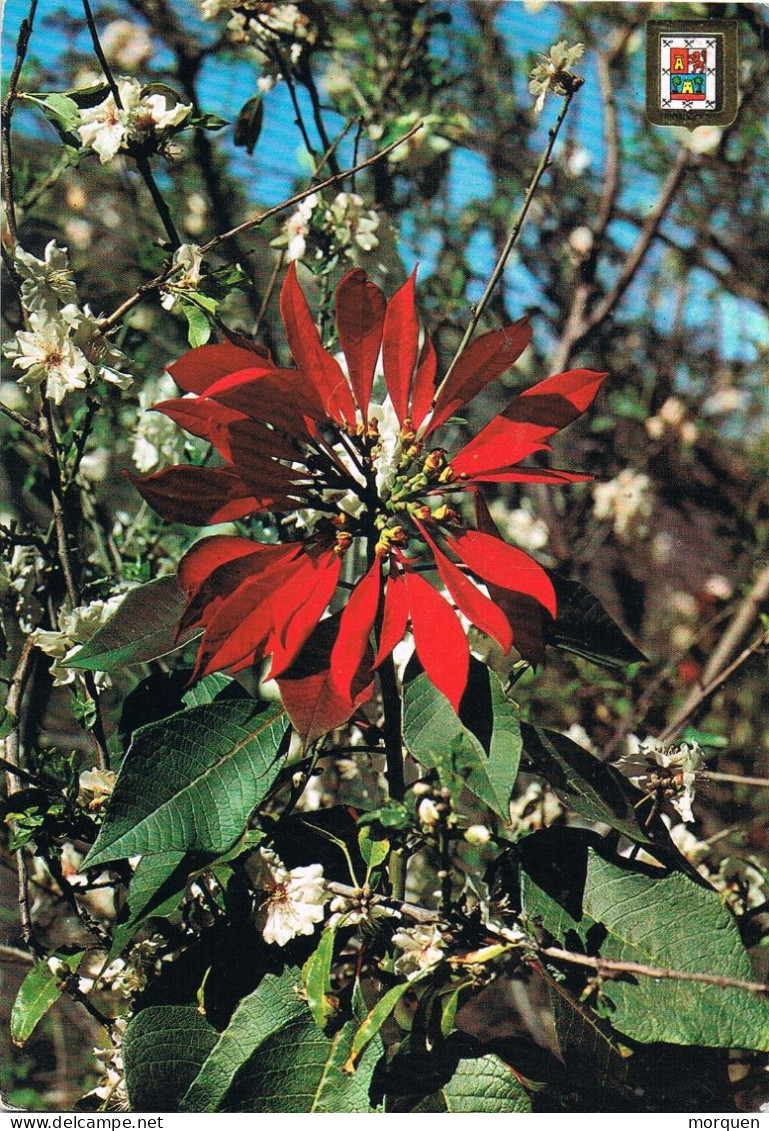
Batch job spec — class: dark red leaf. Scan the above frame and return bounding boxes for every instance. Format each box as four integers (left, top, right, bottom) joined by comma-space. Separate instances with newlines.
416, 522, 512, 653
382, 268, 419, 424
428, 318, 532, 434
329, 559, 381, 696
280, 262, 356, 426
335, 268, 386, 421
374, 569, 409, 667
404, 570, 469, 713
168, 341, 273, 394
446, 528, 556, 617
154, 397, 248, 461
409, 333, 438, 431
277, 613, 375, 745
268, 548, 342, 677
127, 466, 264, 526
449, 422, 552, 478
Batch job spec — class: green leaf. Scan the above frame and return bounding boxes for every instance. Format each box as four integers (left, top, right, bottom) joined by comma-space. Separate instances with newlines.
182, 301, 212, 347
520, 724, 661, 846
358, 826, 389, 871
182, 968, 382, 1112
404, 662, 521, 821
108, 850, 198, 960
182, 672, 242, 708
68, 576, 198, 672
303, 928, 338, 1029
536, 965, 630, 1094
345, 981, 411, 1073
412, 1052, 532, 1113
520, 832, 769, 1050
83, 700, 288, 868
11, 950, 84, 1045
40, 93, 81, 133
124, 1005, 219, 1111
233, 94, 264, 155
549, 576, 647, 668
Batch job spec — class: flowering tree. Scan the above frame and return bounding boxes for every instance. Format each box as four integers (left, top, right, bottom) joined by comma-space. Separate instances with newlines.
2, 0, 768, 1115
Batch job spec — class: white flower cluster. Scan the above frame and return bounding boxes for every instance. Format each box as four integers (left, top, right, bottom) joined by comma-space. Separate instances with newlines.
78, 766, 117, 811
100, 19, 155, 71
253, 847, 327, 946
77, 77, 191, 164
4, 241, 130, 404
593, 468, 653, 544
276, 191, 380, 264
201, 1, 317, 81
384, 111, 470, 169
626, 736, 704, 824
529, 40, 585, 114
391, 923, 446, 980
159, 243, 205, 311
645, 396, 697, 445
30, 595, 124, 688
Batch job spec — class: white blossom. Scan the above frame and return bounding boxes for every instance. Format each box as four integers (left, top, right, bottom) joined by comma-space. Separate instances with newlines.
593, 468, 653, 544
325, 192, 380, 255
487, 500, 549, 553
30, 595, 124, 687
3, 312, 90, 403
254, 848, 327, 946
529, 40, 585, 113
78, 77, 190, 163
14, 240, 77, 313
100, 20, 155, 70
464, 824, 492, 846
391, 923, 446, 980
417, 797, 441, 832
627, 737, 704, 824
160, 244, 205, 310
78, 767, 117, 811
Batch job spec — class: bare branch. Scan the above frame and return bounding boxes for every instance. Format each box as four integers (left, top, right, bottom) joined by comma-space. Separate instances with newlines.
536, 944, 769, 996
1, 0, 39, 249
99, 121, 425, 331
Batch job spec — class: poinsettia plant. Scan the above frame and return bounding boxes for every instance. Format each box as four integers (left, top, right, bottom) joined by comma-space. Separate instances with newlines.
2, 0, 768, 1116
132, 263, 606, 737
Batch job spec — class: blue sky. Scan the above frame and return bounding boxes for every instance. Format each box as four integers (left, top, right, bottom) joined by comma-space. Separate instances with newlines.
3, 0, 766, 365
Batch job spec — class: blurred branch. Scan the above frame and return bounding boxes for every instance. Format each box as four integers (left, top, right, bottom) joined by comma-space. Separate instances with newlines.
550, 146, 690, 373
658, 626, 768, 746
99, 121, 424, 331
1, 0, 39, 249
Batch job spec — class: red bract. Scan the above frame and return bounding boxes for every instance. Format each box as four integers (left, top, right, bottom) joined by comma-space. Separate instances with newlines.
132, 264, 607, 739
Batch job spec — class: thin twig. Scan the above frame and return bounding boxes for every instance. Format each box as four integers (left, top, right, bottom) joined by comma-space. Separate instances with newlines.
0, 943, 35, 965
1, 0, 39, 249
698, 770, 769, 789
98, 121, 425, 331
252, 250, 285, 337
658, 628, 767, 745
537, 945, 769, 996
438, 85, 581, 397
0, 400, 42, 436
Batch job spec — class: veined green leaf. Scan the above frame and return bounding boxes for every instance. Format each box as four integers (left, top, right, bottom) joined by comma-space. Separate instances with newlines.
68, 576, 198, 672
84, 700, 288, 868
11, 950, 84, 1046
303, 928, 338, 1030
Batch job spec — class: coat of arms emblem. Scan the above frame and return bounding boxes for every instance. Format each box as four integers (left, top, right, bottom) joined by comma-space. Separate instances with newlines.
646, 20, 738, 128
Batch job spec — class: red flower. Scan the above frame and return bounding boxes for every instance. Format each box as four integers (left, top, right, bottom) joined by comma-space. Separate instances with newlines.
133, 264, 607, 740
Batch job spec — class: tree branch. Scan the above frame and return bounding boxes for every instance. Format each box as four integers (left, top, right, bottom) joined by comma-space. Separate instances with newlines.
99, 121, 424, 331
1, 0, 39, 249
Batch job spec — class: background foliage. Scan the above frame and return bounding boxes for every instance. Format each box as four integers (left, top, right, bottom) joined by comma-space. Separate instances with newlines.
1, 0, 768, 1114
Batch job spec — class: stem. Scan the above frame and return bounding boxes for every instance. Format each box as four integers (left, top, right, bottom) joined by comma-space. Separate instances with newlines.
436, 84, 581, 399
1, 0, 39, 250
374, 593, 406, 901
81, 0, 181, 248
